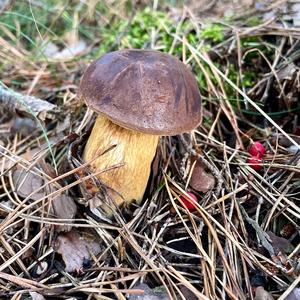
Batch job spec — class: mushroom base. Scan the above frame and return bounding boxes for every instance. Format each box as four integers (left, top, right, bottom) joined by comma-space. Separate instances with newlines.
82, 115, 159, 215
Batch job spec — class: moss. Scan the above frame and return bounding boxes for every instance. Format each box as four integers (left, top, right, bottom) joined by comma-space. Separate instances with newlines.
200, 24, 225, 43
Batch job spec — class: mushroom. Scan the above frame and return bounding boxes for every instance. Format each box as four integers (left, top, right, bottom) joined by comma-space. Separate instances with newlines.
78, 49, 201, 215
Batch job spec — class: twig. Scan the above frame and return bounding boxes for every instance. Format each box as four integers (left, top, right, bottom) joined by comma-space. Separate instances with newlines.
0, 86, 58, 120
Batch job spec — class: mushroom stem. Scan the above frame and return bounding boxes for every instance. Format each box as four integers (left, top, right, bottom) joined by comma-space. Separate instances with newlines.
83, 115, 159, 213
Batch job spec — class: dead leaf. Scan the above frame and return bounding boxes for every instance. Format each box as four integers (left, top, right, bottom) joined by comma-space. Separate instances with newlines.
1, 147, 41, 172
54, 230, 103, 273
280, 223, 296, 238
12, 167, 77, 231
11, 117, 38, 136
277, 63, 297, 81
189, 161, 215, 192
270, 135, 300, 148
29, 292, 46, 300
0, 154, 19, 172
255, 286, 274, 300
285, 288, 300, 300
49, 194, 77, 232
179, 286, 198, 300
12, 169, 45, 200
267, 231, 294, 254
129, 283, 169, 300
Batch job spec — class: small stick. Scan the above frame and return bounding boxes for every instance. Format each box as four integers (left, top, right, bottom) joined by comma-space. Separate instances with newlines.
0, 86, 58, 120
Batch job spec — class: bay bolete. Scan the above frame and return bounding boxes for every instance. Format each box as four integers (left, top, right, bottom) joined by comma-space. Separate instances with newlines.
78, 49, 201, 215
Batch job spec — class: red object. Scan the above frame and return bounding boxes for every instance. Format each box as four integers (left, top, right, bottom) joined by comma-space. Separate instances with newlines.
180, 192, 198, 211
248, 142, 266, 158
247, 156, 263, 170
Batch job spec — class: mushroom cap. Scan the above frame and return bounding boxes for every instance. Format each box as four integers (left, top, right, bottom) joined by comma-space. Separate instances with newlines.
79, 49, 201, 135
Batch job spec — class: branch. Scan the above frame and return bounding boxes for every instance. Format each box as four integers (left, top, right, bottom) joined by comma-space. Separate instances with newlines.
0, 86, 58, 120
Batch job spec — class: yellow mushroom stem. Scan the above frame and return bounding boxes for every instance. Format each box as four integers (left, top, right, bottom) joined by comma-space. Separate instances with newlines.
82, 115, 159, 214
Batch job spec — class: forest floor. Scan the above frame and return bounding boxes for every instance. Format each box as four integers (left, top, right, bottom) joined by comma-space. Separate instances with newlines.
0, 1, 299, 299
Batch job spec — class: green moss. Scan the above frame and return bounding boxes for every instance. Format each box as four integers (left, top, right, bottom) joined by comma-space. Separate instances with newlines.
247, 16, 262, 26
95, 7, 174, 55
200, 24, 225, 43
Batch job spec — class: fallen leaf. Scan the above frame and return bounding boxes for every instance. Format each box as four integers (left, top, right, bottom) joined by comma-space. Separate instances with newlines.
49, 194, 77, 232
12, 169, 45, 200
0, 154, 19, 172
285, 288, 300, 300
0, 147, 41, 172
255, 286, 274, 300
11, 117, 38, 136
267, 231, 294, 254
179, 286, 198, 300
128, 283, 169, 300
277, 63, 297, 80
54, 230, 103, 273
280, 223, 296, 238
189, 161, 215, 192
270, 135, 300, 148
12, 167, 77, 231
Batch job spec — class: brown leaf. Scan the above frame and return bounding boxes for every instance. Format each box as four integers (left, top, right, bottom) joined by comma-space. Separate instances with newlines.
54, 230, 103, 273
189, 161, 215, 192
255, 286, 274, 300
179, 286, 198, 300
270, 134, 300, 148
280, 223, 296, 238
49, 194, 77, 232
267, 231, 294, 254
13, 167, 77, 231
12, 169, 45, 200
277, 63, 297, 80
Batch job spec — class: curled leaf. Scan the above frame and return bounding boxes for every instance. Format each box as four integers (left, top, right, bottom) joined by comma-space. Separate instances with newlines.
54, 230, 103, 273
189, 161, 215, 192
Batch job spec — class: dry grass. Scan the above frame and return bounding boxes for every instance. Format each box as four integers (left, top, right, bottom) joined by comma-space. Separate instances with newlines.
0, 1, 299, 299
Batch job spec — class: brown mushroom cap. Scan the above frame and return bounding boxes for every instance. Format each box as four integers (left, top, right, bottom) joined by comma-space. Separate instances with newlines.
79, 49, 201, 135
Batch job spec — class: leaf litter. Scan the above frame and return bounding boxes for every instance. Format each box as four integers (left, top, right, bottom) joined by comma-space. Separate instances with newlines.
12, 164, 77, 232
53, 230, 103, 273
0, 1, 300, 299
